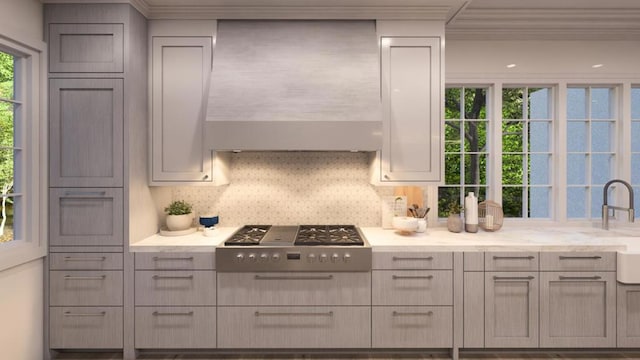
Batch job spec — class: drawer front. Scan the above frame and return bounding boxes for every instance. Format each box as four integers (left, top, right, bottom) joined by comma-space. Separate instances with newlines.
49, 306, 123, 349
50, 253, 122, 270
486, 252, 539, 271
373, 252, 452, 270
135, 271, 216, 306
540, 252, 615, 271
135, 252, 215, 270
217, 306, 371, 349
372, 306, 453, 348
49, 23, 124, 73
135, 306, 216, 348
372, 270, 453, 306
50, 271, 123, 306
49, 188, 124, 246
217, 272, 370, 306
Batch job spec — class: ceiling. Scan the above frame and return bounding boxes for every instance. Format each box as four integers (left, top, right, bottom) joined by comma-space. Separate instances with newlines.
41, 0, 640, 39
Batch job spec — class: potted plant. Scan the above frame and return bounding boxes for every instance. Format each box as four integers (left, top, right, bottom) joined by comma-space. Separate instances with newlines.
164, 200, 194, 231
446, 202, 463, 233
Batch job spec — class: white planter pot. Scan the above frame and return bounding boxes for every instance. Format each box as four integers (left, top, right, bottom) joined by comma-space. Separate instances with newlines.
166, 213, 193, 231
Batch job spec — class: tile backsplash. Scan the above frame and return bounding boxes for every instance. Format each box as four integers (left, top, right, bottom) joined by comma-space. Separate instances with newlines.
172, 152, 396, 226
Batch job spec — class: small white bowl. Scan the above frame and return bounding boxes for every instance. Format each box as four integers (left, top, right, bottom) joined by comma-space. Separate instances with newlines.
392, 216, 419, 233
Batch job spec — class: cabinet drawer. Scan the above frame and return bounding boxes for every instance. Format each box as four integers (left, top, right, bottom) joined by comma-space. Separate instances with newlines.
540, 252, 615, 271
135, 271, 216, 306
49, 23, 124, 73
50, 253, 122, 270
49, 188, 124, 247
50, 271, 123, 306
135, 306, 216, 349
135, 252, 215, 270
49, 306, 123, 349
217, 306, 371, 348
372, 306, 452, 348
485, 252, 539, 271
217, 272, 370, 306
372, 270, 452, 306
373, 252, 452, 270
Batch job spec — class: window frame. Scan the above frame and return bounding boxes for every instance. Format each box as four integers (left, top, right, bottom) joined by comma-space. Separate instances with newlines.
0, 30, 47, 271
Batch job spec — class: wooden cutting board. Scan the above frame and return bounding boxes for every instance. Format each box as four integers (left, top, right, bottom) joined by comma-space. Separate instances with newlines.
393, 186, 424, 216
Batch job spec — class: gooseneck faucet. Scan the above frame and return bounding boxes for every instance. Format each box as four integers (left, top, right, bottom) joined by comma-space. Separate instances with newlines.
602, 179, 635, 230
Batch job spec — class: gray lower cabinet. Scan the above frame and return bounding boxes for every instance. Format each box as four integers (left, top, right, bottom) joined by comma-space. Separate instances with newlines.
135, 306, 216, 348
49, 306, 123, 349
217, 306, 371, 348
135, 270, 216, 306
484, 272, 539, 348
618, 284, 640, 347
49, 270, 124, 306
372, 306, 452, 348
539, 271, 616, 347
49, 78, 124, 187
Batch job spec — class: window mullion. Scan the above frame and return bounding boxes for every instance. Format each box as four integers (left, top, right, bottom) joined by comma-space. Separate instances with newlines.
491, 82, 503, 205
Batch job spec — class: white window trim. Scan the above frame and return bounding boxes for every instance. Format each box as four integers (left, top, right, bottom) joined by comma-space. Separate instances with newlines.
0, 29, 47, 271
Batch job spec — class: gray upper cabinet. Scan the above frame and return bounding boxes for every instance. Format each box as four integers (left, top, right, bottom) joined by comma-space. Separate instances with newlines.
49, 23, 124, 73
150, 36, 215, 184
374, 36, 442, 183
539, 271, 616, 348
49, 78, 124, 187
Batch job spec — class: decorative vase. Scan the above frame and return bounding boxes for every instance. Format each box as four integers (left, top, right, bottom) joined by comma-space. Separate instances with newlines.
447, 214, 463, 233
166, 213, 193, 231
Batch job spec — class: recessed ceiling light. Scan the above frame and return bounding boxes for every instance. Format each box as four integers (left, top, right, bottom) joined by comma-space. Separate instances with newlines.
592, 64, 604, 68
506, 64, 517, 68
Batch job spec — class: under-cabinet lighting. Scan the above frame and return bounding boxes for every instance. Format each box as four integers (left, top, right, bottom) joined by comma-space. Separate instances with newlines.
592, 64, 604, 68
506, 64, 517, 68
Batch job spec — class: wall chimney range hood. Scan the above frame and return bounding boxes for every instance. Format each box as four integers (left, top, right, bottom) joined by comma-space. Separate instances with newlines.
204, 20, 382, 151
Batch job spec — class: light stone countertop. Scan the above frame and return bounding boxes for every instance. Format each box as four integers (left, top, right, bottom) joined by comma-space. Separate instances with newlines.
130, 224, 639, 253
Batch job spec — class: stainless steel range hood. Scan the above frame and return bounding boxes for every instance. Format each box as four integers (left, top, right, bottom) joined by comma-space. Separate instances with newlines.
204, 20, 382, 151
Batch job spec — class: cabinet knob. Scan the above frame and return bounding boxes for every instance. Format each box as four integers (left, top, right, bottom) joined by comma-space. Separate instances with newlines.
203, 174, 209, 180
383, 174, 390, 180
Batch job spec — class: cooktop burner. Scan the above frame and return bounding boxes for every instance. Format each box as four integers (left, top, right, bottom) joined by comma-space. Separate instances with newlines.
223, 225, 364, 246
224, 225, 271, 246
295, 225, 364, 246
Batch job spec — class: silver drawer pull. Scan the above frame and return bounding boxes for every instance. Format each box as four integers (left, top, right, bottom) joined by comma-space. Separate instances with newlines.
152, 311, 194, 316
493, 276, 535, 280
63, 256, 106, 261
559, 275, 602, 280
152, 256, 194, 261
255, 311, 333, 317
392, 275, 433, 280
63, 275, 106, 280
63, 191, 107, 197
254, 275, 333, 280
64, 311, 106, 317
558, 256, 602, 260
493, 256, 535, 260
392, 256, 434, 261
152, 275, 194, 280
392, 311, 433, 317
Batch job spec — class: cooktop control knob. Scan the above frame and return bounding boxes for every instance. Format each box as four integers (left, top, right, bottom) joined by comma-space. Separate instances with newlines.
319, 254, 328, 263
331, 253, 340, 263
307, 254, 316, 263
236, 253, 245, 262
259, 253, 269, 262
271, 253, 281, 262
343, 253, 352, 262
248, 253, 257, 262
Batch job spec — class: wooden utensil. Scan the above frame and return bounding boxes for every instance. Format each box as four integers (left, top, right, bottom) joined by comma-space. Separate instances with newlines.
393, 186, 424, 216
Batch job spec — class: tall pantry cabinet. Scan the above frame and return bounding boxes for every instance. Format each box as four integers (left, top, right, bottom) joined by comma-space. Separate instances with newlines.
45, 4, 152, 359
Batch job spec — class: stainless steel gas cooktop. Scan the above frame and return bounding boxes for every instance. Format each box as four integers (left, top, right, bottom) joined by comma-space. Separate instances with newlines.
216, 225, 371, 272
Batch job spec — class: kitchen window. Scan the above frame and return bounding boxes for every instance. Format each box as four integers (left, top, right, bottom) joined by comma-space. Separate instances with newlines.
439, 87, 489, 216
0, 32, 46, 271
566, 86, 616, 219
632, 86, 640, 218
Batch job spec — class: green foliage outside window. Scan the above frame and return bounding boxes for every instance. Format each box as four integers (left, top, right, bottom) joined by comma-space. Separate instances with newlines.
0, 51, 15, 243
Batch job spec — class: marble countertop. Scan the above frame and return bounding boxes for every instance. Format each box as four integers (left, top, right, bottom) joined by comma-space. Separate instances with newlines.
130, 224, 639, 252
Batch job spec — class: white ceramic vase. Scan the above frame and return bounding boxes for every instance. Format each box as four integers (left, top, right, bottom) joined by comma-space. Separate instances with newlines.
166, 213, 193, 231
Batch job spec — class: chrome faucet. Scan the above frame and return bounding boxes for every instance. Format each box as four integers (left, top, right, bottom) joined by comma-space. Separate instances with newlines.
602, 179, 635, 230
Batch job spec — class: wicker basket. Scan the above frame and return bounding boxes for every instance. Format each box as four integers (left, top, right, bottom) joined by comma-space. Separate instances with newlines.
478, 200, 504, 231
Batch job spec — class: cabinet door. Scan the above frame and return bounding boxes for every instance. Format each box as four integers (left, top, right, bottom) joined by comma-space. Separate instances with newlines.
49, 188, 124, 246
379, 37, 441, 182
540, 271, 616, 348
135, 306, 216, 349
485, 272, 539, 348
151, 36, 213, 183
618, 284, 640, 347
49, 306, 123, 349
49, 23, 124, 73
372, 306, 452, 348
50, 78, 124, 187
